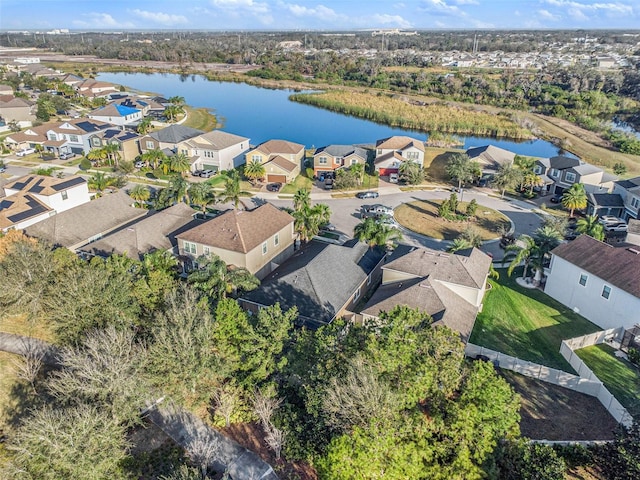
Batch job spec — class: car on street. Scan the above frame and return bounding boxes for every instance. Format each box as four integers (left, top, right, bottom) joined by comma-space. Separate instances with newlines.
266, 182, 282, 192
16, 148, 35, 157
355, 191, 379, 199
362, 204, 394, 216
377, 216, 400, 229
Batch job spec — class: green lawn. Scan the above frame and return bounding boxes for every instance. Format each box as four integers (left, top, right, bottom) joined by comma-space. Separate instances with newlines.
469, 268, 601, 371
281, 173, 313, 194
575, 344, 640, 419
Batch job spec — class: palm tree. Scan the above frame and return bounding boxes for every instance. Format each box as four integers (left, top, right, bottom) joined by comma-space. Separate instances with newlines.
492, 163, 523, 198
87, 147, 107, 167
128, 184, 150, 208
576, 215, 605, 241
398, 160, 424, 185
521, 170, 543, 195
354, 218, 403, 249
445, 153, 481, 190
293, 188, 311, 212
243, 160, 265, 185
168, 95, 186, 106
87, 172, 112, 194
160, 156, 173, 175
293, 209, 322, 243
137, 117, 152, 135
141, 149, 166, 170
221, 170, 249, 209
168, 175, 190, 204
561, 183, 587, 218
312, 203, 332, 226
533, 225, 563, 262
350, 162, 365, 185
142, 249, 178, 275
504, 234, 540, 279
103, 143, 121, 168
188, 255, 259, 300
448, 238, 473, 253
169, 153, 191, 176
164, 104, 184, 123
188, 182, 214, 211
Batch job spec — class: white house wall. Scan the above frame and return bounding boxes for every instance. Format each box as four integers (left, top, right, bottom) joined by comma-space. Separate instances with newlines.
545, 255, 640, 330
437, 280, 484, 308
34, 183, 91, 214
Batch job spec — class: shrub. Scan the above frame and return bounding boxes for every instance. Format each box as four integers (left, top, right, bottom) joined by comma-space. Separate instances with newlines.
79, 158, 92, 170
628, 347, 640, 366
466, 199, 478, 216
438, 201, 451, 218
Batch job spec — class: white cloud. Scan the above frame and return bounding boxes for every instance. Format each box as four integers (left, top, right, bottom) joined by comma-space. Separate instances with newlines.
72, 13, 134, 29
538, 9, 561, 20
370, 14, 413, 28
544, 0, 634, 16
130, 10, 188, 25
419, 0, 464, 17
283, 3, 348, 22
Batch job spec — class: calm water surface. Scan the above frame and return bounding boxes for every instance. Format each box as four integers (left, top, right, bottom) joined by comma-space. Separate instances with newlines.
99, 72, 566, 158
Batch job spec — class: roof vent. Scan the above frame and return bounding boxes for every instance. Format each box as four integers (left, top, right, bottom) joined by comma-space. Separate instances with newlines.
627, 248, 640, 255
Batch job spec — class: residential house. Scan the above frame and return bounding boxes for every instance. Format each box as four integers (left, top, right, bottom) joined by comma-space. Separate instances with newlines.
176, 130, 250, 173
466, 145, 515, 173
612, 176, 640, 221
245, 139, 305, 184
109, 95, 165, 117
312, 145, 368, 177
586, 193, 626, 218
0, 84, 13, 95
74, 78, 120, 98
374, 136, 425, 176
24, 191, 147, 251
81, 203, 201, 262
0, 96, 36, 124
360, 246, 492, 342
545, 234, 640, 330
177, 203, 295, 280
3, 123, 49, 151
60, 73, 83, 88
88, 129, 141, 163
139, 125, 204, 155
88, 103, 143, 127
42, 118, 114, 156
240, 239, 386, 329
1, 175, 90, 232
534, 155, 615, 195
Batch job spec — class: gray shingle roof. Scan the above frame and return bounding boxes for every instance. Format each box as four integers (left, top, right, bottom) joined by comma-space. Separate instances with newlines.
551, 234, 640, 298
466, 145, 515, 169
587, 193, 624, 208
315, 145, 367, 159
549, 155, 581, 170
242, 240, 386, 328
24, 191, 146, 249
150, 125, 204, 144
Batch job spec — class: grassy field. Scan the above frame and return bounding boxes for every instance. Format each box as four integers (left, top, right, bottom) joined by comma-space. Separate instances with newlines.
423, 147, 464, 184
182, 106, 219, 131
281, 173, 313, 194
575, 344, 640, 419
394, 199, 510, 240
470, 269, 601, 371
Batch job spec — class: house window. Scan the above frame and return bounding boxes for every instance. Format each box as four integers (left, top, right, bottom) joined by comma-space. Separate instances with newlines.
632, 197, 640, 209
48, 134, 57, 141
579, 274, 587, 286
61, 190, 68, 201
334, 157, 342, 165
203, 246, 210, 256
252, 154, 261, 162
602, 285, 611, 300
184, 241, 196, 255
146, 141, 154, 149
565, 172, 576, 183
550, 168, 559, 178
534, 166, 543, 174
91, 137, 100, 147
406, 151, 419, 160
274, 233, 279, 246
353, 287, 361, 301
377, 149, 382, 155
318, 156, 327, 165
350, 158, 358, 166
262, 241, 268, 255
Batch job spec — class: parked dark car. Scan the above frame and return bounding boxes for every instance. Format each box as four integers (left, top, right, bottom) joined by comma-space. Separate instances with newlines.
266, 182, 282, 192
499, 233, 516, 249
549, 194, 562, 203
192, 169, 203, 177
356, 191, 379, 199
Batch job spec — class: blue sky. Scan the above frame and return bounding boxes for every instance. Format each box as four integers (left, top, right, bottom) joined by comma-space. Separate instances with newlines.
1, 0, 638, 30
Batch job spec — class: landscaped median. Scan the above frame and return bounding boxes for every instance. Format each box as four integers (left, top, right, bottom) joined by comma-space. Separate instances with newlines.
394, 198, 510, 241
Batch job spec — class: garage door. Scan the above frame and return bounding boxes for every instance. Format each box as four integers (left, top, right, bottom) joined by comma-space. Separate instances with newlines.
378, 168, 398, 176
267, 174, 287, 183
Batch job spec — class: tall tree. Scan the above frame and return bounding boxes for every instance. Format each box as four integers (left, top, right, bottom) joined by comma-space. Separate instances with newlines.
398, 159, 424, 185
220, 170, 248, 209
128, 184, 150, 207
504, 234, 540, 279
354, 218, 402, 249
243, 159, 265, 185
561, 183, 587, 218
141, 148, 167, 170
188, 181, 214, 211
187, 255, 259, 301
445, 152, 481, 190
493, 163, 523, 198
169, 152, 191, 176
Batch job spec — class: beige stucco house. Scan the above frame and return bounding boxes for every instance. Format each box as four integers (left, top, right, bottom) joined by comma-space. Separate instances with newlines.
374, 136, 425, 176
245, 139, 304, 184
312, 145, 368, 177
176, 130, 250, 173
176, 203, 295, 279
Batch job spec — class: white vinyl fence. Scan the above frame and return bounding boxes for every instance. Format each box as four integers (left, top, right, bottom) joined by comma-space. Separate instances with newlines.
466, 333, 633, 428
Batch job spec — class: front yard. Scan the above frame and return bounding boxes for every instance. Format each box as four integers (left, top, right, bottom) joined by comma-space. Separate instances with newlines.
575, 344, 640, 419
469, 269, 601, 371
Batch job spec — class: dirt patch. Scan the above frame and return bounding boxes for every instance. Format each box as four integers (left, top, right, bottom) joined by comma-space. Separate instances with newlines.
221, 422, 317, 480
501, 370, 618, 441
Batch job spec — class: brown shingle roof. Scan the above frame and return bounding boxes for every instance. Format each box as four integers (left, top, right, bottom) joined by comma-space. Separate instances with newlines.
177, 203, 294, 254
0, 193, 52, 229
254, 139, 304, 156
267, 155, 297, 173
551, 234, 640, 298
376, 136, 425, 152
196, 130, 249, 150
383, 247, 491, 289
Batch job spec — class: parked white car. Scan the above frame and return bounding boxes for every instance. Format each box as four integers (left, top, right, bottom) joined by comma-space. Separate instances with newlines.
16, 148, 35, 157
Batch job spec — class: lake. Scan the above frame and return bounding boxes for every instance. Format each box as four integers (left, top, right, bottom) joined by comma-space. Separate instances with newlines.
98, 72, 565, 158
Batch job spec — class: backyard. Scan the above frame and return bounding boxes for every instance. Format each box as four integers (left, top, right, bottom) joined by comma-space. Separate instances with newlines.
575, 344, 640, 419
469, 268, 601, 372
